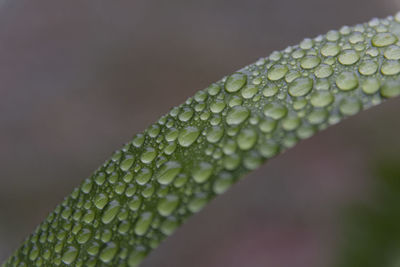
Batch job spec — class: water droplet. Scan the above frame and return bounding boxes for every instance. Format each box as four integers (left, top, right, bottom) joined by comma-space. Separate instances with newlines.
384, 45, 400, 60
94, 193, 109, 210
336, 72, 358, 91
241, 84, 259, 99
213, 172, 233, 194
372, 32, 398, 47
226, 106, 250, 125
321, 43, 340, 57
132, 134, 145, 148
210, 100, 226, 113
310, 91, 334, 107
338, 50, 359, 65
237, 128, 258, 150
362, 77, 380, 95
77, 228, 91, 244
307, 109, 328, 124
267, 64, 288, 81
358, 60, 378, 76
326, 30, 340, 41
101, 200, 120, 224
339, 98, 361, 116
314, 64, 333, 78
156, 161, 182, 185
259, 118, 277, 133
140, 147, 157, 164
243, 150, 263, 170
349, 32, 364, 44
206, 126, 224, 143
134, 212, 154, 236
62, 246, 78, 265
128, 246, 147, 267
262, 84, 278, 97
194, 90, 208, 102
99, 242, 118, 263
120, 156, 134, 172
207, 84, 221, 97
381, 60, 400, 75
157, 195, 179, 216
258, 141, 279, 158
225, 73, 247, 93
381, 80, 400, 98
288, 77, 313, 97
192, 162, 213, 183
135, 168, 152, 185
300, 55, 320, 69
264, 103, 287, 120
282, 115, 301, 131
178, 126, 200, 147
178, 107, 194, 122
188, 193, 208, 213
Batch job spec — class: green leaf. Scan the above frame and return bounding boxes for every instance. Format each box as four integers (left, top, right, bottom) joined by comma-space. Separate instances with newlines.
4, 12, 400, 267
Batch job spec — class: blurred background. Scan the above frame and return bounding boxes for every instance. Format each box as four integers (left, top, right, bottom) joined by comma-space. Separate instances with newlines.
1, 0, 400, 266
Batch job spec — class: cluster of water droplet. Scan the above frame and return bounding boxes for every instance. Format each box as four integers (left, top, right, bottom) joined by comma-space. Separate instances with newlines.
6, 13, 400, 267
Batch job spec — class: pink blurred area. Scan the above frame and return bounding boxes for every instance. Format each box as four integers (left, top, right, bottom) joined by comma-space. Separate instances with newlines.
1, 0, 399, 266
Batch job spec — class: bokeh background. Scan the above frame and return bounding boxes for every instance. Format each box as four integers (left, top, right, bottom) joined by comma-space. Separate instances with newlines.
1, 0, 400, 266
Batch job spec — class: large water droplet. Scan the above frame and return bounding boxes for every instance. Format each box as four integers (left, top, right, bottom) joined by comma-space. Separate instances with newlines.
156, 161, 182, 185
206, 126, 224, 143
192, 162, 213, 183
134, 212, 154, 236
321, 43, 340, 57
178, 126, 200, 147
61, 246, 78, 265
99, 242, 118, 263
310, 91, 334, 107
288, 77, 313, 97
362, 78, 380, 95
226, 106, 250, 125
339, 98, 361, 116
135, 168, 152, 185
120, 156, 134, 172
225, 73, 247, 93
338, 50, 360, 65
101, 200, 121, 224
94, 193, 109, 210
372, 33, 398, 47
358, 60, 378, 76
157, 195, 179, 216
381, 80, 400, 98
241, 85, 259, 99
262, 84, 278, 97
384, 45, 400, 60
300, 56, 320, 69
237, 128, 258, 150
264, 103, 287, 120
336, 72, 358, 91
140, 147, 157, 164
381, 60, 400, 75
267, 64, 288, 81
210, 100, 226, 113
77, 228, 91, 244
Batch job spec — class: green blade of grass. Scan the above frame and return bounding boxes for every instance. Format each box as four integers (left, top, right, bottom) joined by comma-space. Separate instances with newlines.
4, 12, 400, 267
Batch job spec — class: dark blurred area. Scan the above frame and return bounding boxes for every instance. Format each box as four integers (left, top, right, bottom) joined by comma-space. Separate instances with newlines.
1, 0, 400, 266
